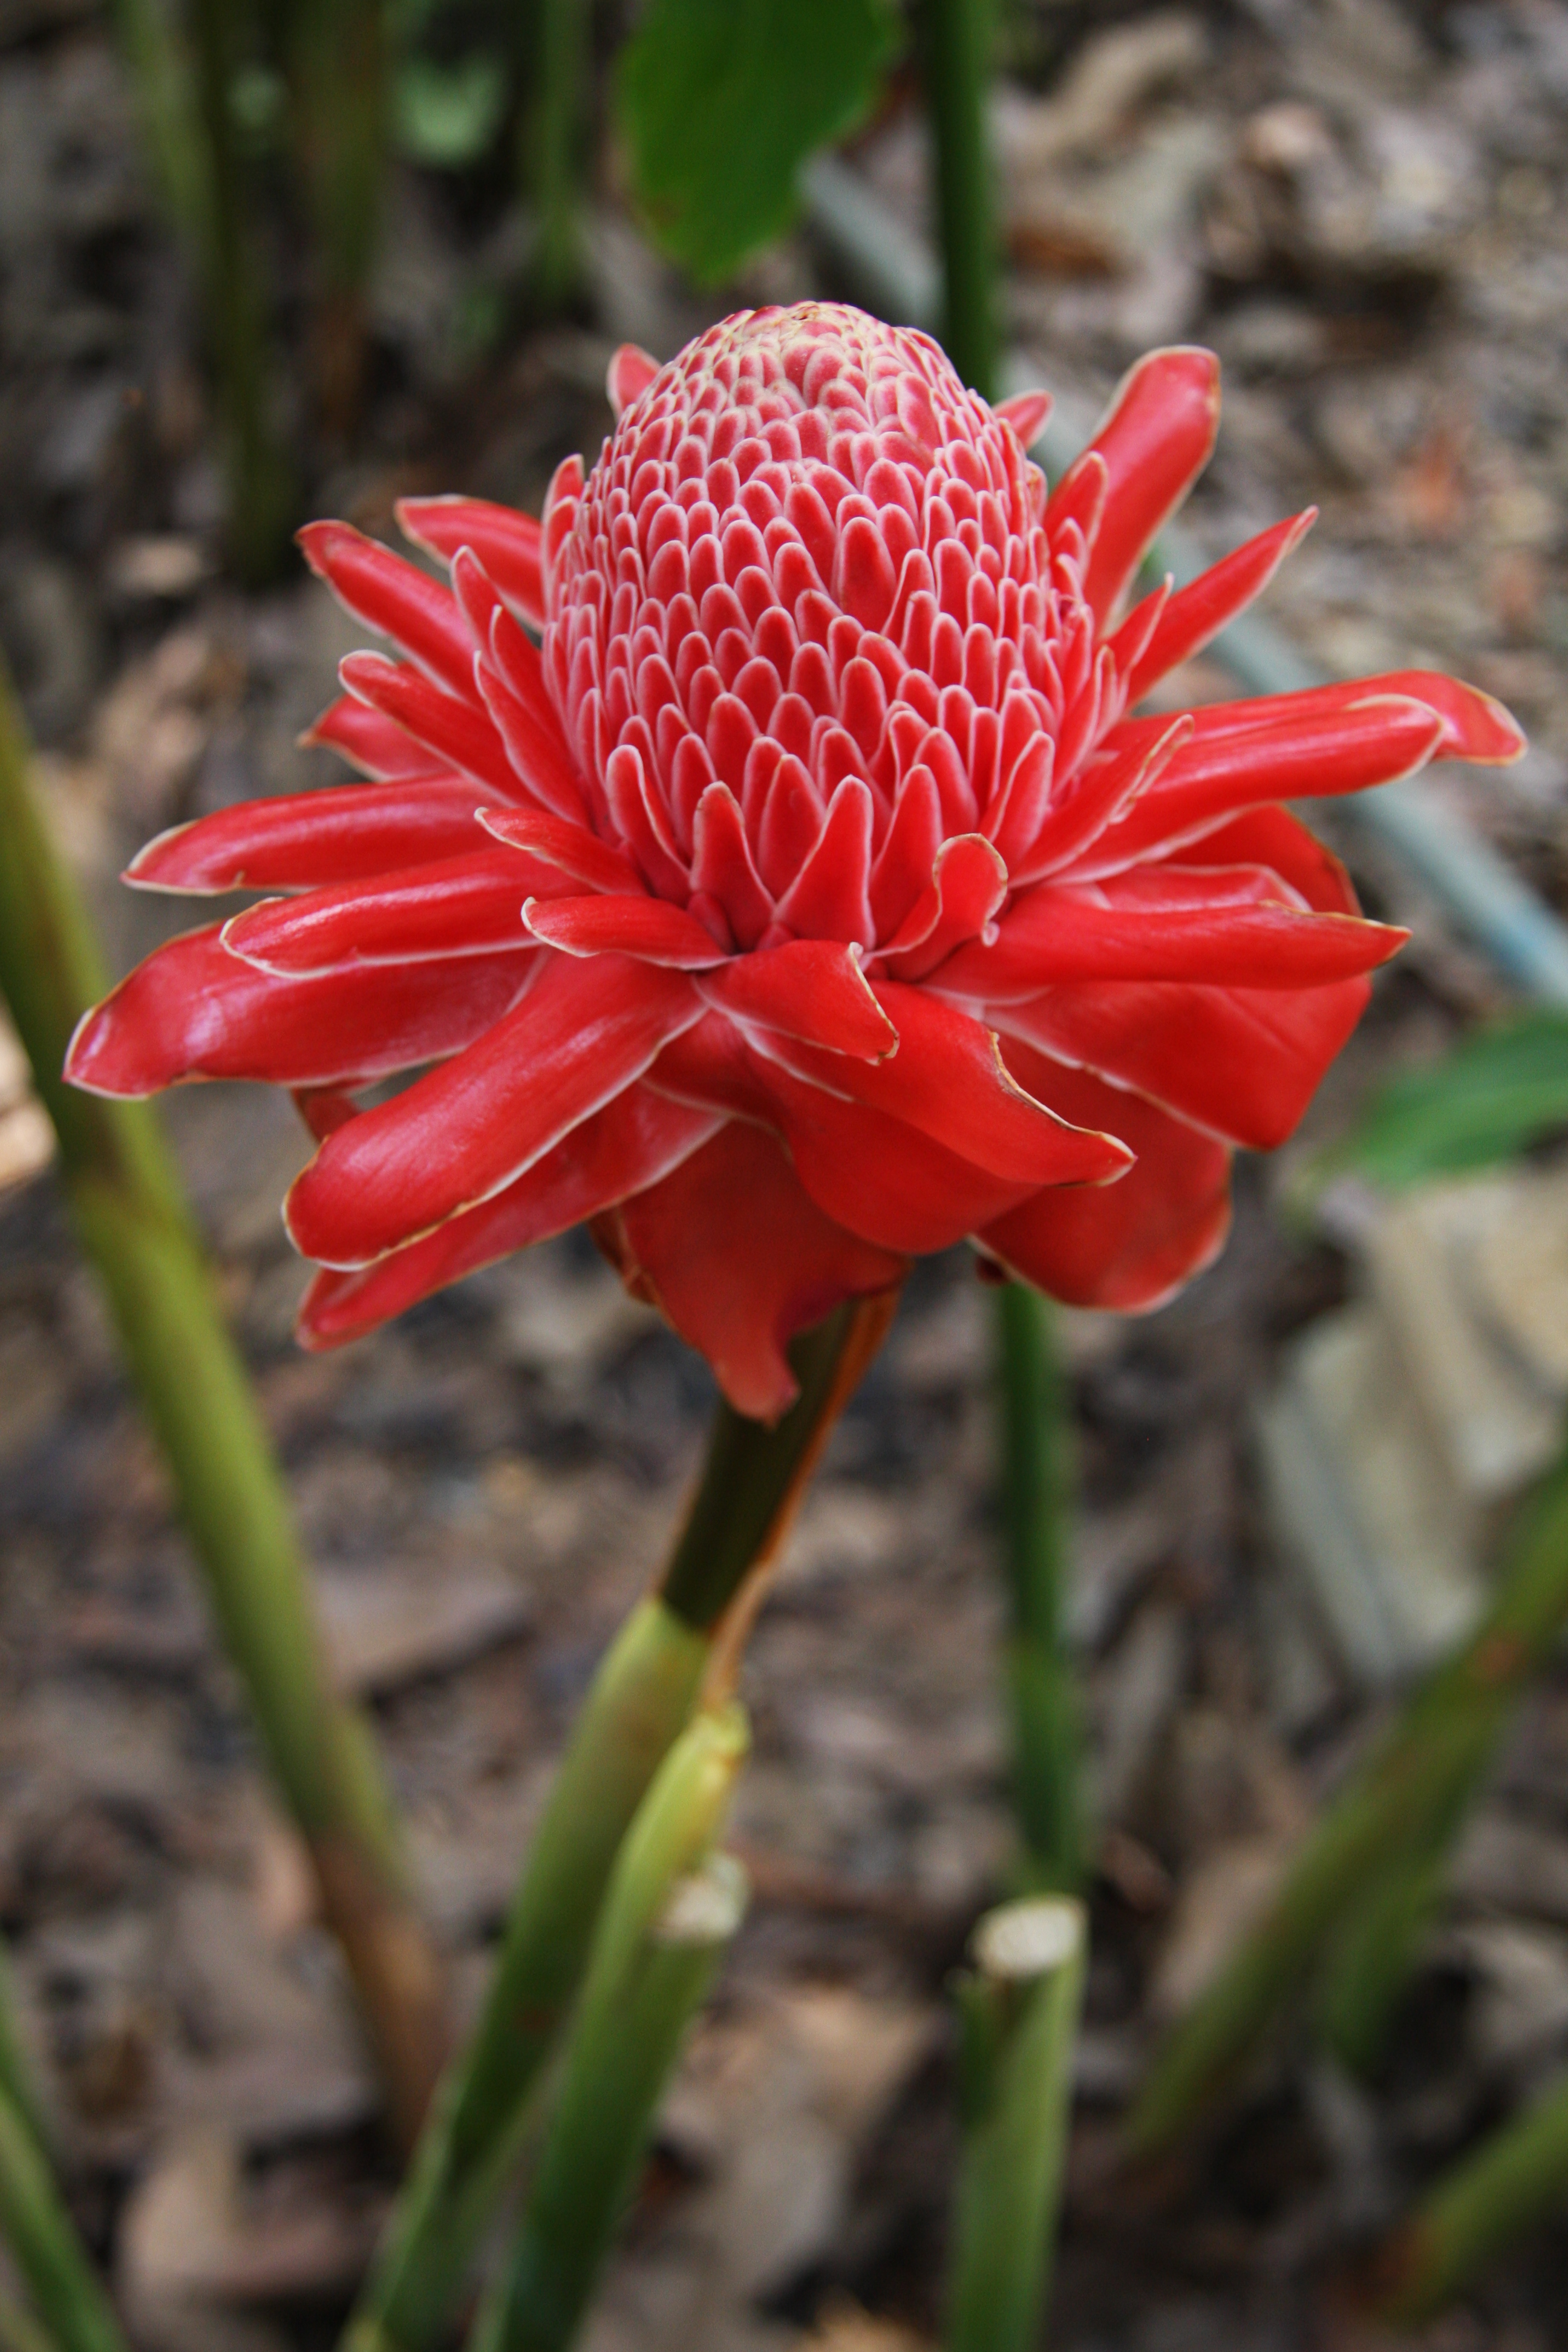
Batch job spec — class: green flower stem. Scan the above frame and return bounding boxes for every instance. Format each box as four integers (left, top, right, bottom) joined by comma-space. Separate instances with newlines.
474, 1714, 751, 2352
945, 1896, 1086, 2352
528, 0, 592, 313
1126, 1439, 1568, 2159
0, 664, 446, 2149
1374, 2064, 1568, 2325
914, 0, 998, 399
0, 2086, 126, 2352
185, 0, 295, 580
995, 1283, 1080, 1893
284, 0, 386, 437
342, 1291, 898, 2352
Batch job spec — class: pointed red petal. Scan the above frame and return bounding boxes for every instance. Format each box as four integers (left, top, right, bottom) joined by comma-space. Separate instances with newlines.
596, 1122, 906, 1421
284, 953, 702, 1266
395, 496, 546, 630
1080, 696, 1446, 871
697, 940, 897, 1059
869, 761, 943, 940
521, 893, 726, 967
1076, 347, 1221, 625
995, 389, 1051, 449
979, 1049, 1231, 1311
339, 652, 528, 803
221, 850, 560, 974
472, 649, 590, 823
1123, 512, 1316, 702
773, 776, 874, 942
124, 777, 493, 894
607, 344, 659, 418
1043, 449, 1108, 551
1019, 716, 1192, 883
998, 971, 1373, 1152
297, 1083, 717, 1348
65, 927, 534, 1094
692, 784, 774, 950
751, 983, 1132, 1187
304, 694, 453, 779
1161, 807, 1358, 916
298, 522, 478, 702
740, 1049, 1045, 1254
643, 1015, 1044, 1254
877, 834, 1008, 982
932, 872, 1405, 996
477, 806, 642, 895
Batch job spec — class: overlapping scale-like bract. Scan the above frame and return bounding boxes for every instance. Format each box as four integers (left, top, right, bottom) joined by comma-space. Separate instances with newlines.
67, 304, 1524, 1418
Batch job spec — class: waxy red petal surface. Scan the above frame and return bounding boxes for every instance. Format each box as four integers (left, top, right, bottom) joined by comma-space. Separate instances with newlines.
979, 1049, 1232, 1310
298, 1083, 717, 1348
285, 952, 703, 1266
596, 1122, 906, 1420
65, 927, 535, 1093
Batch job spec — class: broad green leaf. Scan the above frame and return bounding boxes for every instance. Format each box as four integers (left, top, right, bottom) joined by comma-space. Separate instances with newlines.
616, 0, 903, 284
1331, 1010, 1568, 1189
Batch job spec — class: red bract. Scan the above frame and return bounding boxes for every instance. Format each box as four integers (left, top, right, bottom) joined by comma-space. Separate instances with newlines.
67, 305, 1523, 1418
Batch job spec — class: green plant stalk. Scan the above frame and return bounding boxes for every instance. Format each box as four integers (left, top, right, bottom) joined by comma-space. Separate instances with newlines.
915, 0, 998, 399
0, 2086, 126, 2352
284, 0, 386, 437
529, 0, 592, 313
1316, 1783, 1469, 2080
1126, 1440, 1568, 2158
0, 665, 445, 2148
183, 0, 295, 580
1374, 2063, 1568, 2325
945, 1897, 1086, 2352
475, 1717, 750, 2352
342, 1292, 897, 2352
0, 1946, 47, 2160
995, 1283, 1080, 1892
108, 0, 207, 235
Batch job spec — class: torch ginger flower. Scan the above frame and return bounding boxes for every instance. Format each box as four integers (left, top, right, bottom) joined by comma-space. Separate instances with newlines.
68, 305, 1523, 1418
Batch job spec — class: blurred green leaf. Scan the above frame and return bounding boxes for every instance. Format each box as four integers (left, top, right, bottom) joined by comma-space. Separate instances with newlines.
1331, 1010, 1568, 1189
394, 52, 508, 168
616, 0, 902, 283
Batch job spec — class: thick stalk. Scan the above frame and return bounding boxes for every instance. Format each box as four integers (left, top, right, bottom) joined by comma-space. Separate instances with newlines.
0, 2087, 125, 2352
183, 0, 294, 580
0, 666, 446, 2148
995, 1283, 1080, 1892
343, 1290, 898, 2352
474, 1716, 750, 2352
945, 1897, 1086, 2352
1374, 2065, 1568, 2325
284, 0, 385, 437
915, 0, 998, 399
1126, 1440, 1568, 2157
528, 0, 592, 313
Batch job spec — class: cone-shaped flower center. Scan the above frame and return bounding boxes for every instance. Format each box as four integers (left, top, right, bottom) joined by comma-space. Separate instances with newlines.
541, 304, 1102, 962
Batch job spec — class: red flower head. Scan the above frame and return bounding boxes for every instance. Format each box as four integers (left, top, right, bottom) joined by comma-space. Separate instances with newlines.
68, 304, 1523, 1418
